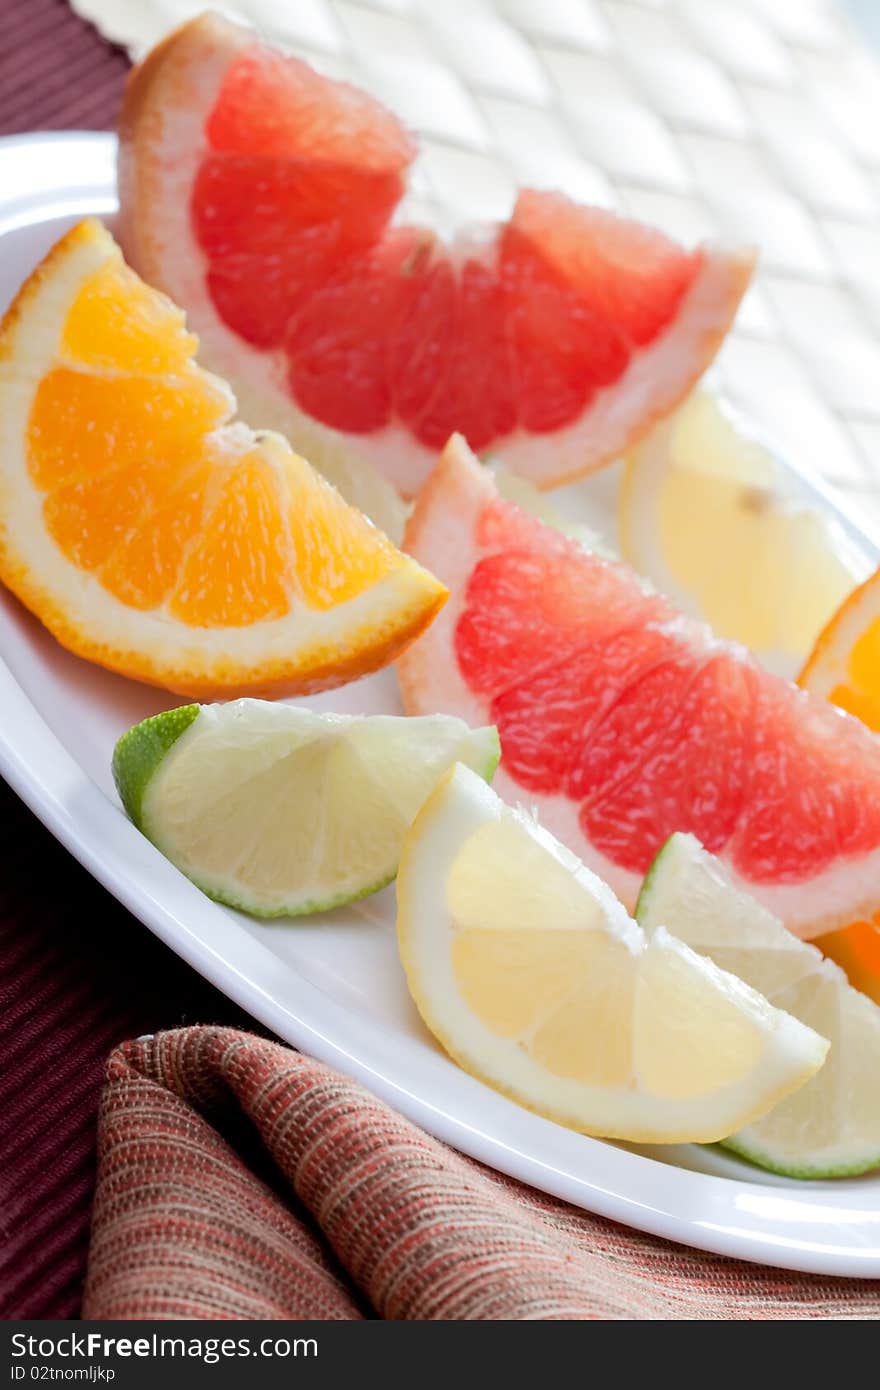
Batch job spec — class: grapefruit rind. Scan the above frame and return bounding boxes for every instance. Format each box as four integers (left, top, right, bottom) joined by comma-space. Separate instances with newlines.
637, 833, 880, 1178
114, 701, 501, 918
0, 219, 446, 697
396, 763, 826, 1144
118, 11, 755, 499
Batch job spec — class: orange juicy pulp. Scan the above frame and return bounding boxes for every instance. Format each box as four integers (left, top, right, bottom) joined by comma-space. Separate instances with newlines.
798, 576, 880, 993
29, 255, 400, 627
809, 603, 880, 731
453, 495, 880, 885
815, 917, 880, 1006
190, 45, 704, 452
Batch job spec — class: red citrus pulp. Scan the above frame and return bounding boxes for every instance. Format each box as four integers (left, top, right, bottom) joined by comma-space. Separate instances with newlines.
118, 13, 754, 497
399, 436, 880, 939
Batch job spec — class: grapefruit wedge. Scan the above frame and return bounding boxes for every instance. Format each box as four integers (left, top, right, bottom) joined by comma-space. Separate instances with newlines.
118, 12, 754, 500
399, 436, 880, 940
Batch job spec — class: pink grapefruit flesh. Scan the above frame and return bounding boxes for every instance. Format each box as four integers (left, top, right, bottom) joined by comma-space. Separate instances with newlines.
399, 436, 880, 939
118, 13, 755, 497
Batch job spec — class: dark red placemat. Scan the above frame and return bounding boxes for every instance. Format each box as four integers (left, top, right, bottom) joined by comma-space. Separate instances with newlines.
0, 0, 257, 1320
0, 0, 128, 134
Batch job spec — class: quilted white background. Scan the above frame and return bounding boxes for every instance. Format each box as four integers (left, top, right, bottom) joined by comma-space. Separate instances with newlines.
73, 0, 880, 527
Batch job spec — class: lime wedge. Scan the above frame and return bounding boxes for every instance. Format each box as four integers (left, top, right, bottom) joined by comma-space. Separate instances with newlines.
637, 833, 880, 1177
114, 700, 499, 917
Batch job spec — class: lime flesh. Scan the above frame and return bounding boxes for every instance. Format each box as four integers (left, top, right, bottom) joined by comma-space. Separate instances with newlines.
637, 833, 880, 1177
114, 700, 499, 917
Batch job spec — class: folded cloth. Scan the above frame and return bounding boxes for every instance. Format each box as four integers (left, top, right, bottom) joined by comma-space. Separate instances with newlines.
83, 1027, 880, 1320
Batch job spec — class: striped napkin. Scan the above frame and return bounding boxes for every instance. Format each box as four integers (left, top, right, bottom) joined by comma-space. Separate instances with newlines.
82, 1026, 880, 1319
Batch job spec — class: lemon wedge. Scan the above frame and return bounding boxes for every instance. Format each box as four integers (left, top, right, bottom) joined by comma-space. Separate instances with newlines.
620, 390, 860, 674
396, 764, 827, 1143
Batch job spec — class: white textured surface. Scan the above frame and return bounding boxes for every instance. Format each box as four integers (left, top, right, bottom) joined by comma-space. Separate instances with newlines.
71, 0, 880, 527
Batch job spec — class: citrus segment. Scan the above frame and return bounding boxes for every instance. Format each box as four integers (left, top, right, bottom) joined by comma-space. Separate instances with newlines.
42, 455, 206, 578
113, 701, 500, 917
396, 764, 826, 1142
797, 567, 880, 999
506, 191, 701, 351
800, 566, 880, 733
0, 218, 446, 697
832, 615, 880, 723
204, 45, 415, 167
399, 435, 880, 938
27, 368, 228, 490
634, 943, 764, 1101
814, 918, 880, 1007
118, 12, 754, 497
60, 259, 196, 373
620, 391, 860, 673
168, 450, 290, 627
99, 460, 215, 611
284, 449, 401, 610
637, 834, 880, 1176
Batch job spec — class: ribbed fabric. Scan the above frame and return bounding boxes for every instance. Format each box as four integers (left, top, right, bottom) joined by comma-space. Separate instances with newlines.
83, 1028, 880, 1321
0, 778, 252, 1320
0, 0, 128, 134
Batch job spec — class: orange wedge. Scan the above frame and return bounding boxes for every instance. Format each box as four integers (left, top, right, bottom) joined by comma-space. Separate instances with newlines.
0, 220, 446, 697
799, 571, 880, 998
813, 917, 880, 1008
799, 566, 880, 729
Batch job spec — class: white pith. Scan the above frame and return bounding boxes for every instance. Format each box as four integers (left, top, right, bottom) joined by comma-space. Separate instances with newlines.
118, 11, 753, 502
398, 436, 880, 940
397, 764, 825, 1143
639, 834, 880, 1174
0, 221, 439, 693
139, 700, 498, 914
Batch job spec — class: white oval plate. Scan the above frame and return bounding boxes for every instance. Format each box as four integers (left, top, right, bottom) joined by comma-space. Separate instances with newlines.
4, 131, 880, 1278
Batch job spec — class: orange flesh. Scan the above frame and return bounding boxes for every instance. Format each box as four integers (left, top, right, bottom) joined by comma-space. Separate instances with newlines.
169, 450, 291, 626
60, 261, 196, 373
824, 630, 880, 999
828, 615, 880, 729
816, 917, 880, 1006
800, 592, 880, 992
27, 258, 399, 626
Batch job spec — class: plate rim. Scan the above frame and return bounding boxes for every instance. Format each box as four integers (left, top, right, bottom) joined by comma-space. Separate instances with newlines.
3, 130, 880, 1279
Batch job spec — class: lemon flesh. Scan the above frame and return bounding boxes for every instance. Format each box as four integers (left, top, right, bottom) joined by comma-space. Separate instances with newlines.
396, 764, 826, 1143
637, 833, 880, 1176
620, 390, 861, 674
114, 700, 499, 917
